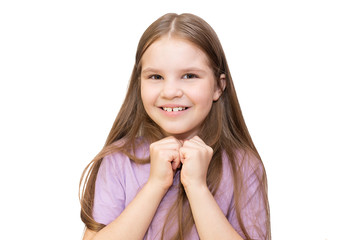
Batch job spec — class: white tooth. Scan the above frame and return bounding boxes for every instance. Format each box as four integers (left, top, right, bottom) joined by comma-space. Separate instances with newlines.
163, 107, 187, 112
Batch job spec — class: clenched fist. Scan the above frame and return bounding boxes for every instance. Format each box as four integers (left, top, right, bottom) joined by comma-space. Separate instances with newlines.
148, 136, 213, 191
179, 136, 213, 189
148, 136, 183, 190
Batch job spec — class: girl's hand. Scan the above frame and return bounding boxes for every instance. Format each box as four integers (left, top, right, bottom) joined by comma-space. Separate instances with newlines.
148, 136, 183, 191
179, 136, 213, 190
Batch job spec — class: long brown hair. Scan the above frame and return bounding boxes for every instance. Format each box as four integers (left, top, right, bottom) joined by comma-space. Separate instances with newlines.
80, 13, 270, 239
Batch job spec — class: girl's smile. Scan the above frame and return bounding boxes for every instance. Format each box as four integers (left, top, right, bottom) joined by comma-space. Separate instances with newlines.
140, 37, 224, 140
159, 105, 190, 116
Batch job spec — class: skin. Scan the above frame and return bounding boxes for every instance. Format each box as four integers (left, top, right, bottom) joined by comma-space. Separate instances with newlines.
140, 36, 224, 140
83, 37, 243, 240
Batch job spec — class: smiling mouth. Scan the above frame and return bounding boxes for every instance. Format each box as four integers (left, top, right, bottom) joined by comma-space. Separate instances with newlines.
161, 107, 189, 112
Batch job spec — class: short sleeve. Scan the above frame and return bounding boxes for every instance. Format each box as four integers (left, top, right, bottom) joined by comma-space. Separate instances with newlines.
227, 154, 269, 240
93, 154, 126, 225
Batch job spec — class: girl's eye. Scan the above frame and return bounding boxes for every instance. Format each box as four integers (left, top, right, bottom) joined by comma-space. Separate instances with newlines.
149, 74, 163, 80
183, 73, 198, 79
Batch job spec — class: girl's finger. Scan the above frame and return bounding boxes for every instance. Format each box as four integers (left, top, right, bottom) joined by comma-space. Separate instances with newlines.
183, 138, 206, 150
179, 147, 189, 163
169, 150, 180, 169
155, 137, 183, 148
191, 136, 205, 144
157, 142, 182, 151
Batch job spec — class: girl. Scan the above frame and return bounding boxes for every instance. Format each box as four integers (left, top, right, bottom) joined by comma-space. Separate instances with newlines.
80, 13, 270, 240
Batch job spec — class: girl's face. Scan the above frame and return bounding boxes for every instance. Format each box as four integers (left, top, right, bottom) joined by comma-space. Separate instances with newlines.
140, 37, 224, 140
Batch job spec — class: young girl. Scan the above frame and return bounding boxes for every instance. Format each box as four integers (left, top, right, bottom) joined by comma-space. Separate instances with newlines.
80, 13, 270, 240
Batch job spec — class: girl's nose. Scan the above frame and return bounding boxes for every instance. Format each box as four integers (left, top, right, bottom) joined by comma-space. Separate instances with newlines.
160, 79, 183, 99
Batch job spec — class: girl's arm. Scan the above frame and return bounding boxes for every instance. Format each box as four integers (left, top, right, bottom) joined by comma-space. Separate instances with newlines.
184, 185, 243, 240
83, 181, 168, 240
180, 136, 243, 240
83, 136, 182, 240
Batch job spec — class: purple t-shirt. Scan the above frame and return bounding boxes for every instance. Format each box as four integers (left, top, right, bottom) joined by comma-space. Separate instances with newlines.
93, 142, 268, 239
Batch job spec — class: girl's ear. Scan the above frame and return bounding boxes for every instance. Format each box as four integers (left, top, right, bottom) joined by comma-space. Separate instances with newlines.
213, 74, 227, 101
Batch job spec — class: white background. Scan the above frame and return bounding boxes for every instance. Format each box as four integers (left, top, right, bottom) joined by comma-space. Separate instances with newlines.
0, 0, 358, 239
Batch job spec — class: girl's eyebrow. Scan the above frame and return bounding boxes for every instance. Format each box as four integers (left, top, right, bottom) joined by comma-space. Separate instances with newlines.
180, 68, 207, 74
141, 67, 159, 74
142, 67, 207, 74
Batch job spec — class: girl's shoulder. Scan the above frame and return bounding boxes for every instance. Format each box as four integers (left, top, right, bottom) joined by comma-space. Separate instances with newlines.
105, 137, 150, 160
100, 137, 150, 171
98, 137, 151, 185
222, 148, 265, 180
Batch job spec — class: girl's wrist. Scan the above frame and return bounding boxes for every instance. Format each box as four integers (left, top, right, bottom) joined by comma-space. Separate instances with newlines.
145, 179, 171, 195
183, 181, 209, 195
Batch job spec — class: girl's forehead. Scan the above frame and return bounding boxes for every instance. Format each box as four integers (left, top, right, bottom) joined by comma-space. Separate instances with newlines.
141, 37, 211, 71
